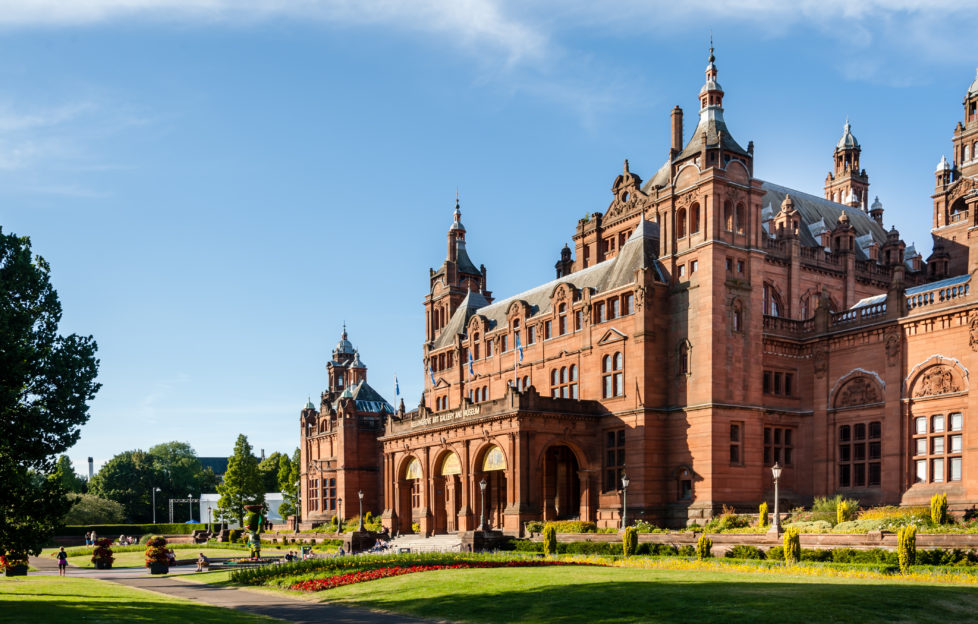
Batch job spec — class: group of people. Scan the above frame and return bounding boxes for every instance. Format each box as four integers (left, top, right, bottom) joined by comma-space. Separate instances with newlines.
83, 531, 98, 546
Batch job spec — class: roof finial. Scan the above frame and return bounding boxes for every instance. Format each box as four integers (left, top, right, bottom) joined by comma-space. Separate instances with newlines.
709, 32, 715, 63
342, 321, 347, 340
623, 158, 630, 174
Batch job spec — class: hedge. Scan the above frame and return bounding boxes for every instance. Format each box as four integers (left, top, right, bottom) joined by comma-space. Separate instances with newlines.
60, 523, 209, 536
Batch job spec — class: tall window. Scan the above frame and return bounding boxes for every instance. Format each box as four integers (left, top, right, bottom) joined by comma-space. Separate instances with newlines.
602, 352, 623, 398
308, 478, 320, 511
473, 333, 480, 360
513, 318, 520, 348
501, 335, 508, 352
411, 479, 422, 508
724, 201, 733, 231
551, 364, 578, 398
595, 302, 606, 323
609, 298, 620, 319
838, 422, 881, 488
690, 202, 701, 234
735, 203, 746, 234
732, 300, 743, 332
764, 427, 793, 466
544, 320, 552, 340
486, 339, 493, 357
325, 477, 337, 511
528, 325, 537, 345
763, 284, 784, 317
913, 412, 963, 484
604, 429, 626, 491
575, 309, 583, 330
624, 293, 634, 315
677, 208, 687, 238
730, 422, 743, 465
558, 303, 567, 335
679, 341, 690, 375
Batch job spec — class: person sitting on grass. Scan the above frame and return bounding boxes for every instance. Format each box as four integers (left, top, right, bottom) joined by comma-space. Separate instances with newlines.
284, 551, 294, 563
57, 547, 68, 576
196, 553, 209, 572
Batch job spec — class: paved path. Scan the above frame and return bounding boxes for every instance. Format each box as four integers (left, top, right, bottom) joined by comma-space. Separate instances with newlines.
26, 556, 439, 624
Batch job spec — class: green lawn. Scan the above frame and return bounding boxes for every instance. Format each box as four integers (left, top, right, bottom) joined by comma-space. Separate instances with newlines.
61, 547, 255, 568
0, 576, 278, 624
315, 565, 978, 624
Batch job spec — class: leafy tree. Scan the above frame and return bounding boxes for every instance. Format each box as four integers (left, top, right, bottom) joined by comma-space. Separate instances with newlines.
88, 450, 158, 522
217, 434, 264, 526
53, 455, 86, 494
63, 494, 125, 525
0, 228, 101, 555
277, 449, 300, 519
257, 451, 283, 493
149, 441, 217, 520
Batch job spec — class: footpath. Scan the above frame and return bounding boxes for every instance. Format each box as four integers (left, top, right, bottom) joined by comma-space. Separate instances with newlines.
27, 555, 437, 624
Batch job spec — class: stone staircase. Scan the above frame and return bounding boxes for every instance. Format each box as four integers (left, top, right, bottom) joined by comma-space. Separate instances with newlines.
385, 533, 464, 553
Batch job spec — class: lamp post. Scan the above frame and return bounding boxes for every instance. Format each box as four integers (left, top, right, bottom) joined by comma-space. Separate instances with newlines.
152, 487, 161, 524
337, 498, 343, 534
188, 493, 193, 523
770, 462, 783, 534
478, 478, 487, 532
620, 473, 630, 530
295, 479, 301, 533
207, 506, 212, 532
358, 490, 364, 531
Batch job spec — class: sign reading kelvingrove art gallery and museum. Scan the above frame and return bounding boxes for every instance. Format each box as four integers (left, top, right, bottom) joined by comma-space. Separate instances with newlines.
409, 406, 482, 428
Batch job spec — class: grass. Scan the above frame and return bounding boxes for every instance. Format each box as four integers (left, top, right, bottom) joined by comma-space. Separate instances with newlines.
310, 564, 978, 624
0, 576, 278, 624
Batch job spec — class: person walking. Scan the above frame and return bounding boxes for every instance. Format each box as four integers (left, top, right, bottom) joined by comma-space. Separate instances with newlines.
56, 547, 68, 576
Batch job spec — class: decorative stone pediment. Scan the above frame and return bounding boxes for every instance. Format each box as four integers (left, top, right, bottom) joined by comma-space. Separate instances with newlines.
606, 159, 647, 221
597, 328, 627, 345
907, 355, 969, 399
834, 376, 882, 408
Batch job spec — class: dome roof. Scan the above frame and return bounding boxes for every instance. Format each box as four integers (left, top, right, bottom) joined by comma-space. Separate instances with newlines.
334, 326, 354, 355
349, 349, 366, 369
304, 397, 315, 410
837, 119, 859, 149
936, 154, 951, 172
871, 196, 883, 212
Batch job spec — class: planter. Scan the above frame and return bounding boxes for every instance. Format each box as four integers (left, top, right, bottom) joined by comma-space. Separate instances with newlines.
148, 562, 169, 575
4, 565, 28, 577
94, 560, 113, 570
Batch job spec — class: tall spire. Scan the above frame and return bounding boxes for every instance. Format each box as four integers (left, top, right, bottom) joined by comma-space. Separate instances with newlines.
699, 38, 723, 114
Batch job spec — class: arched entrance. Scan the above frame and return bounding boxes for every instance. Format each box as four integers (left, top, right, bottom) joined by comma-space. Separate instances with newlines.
542, 445, 581, 521
397, 456, 423, 534
434, 452, 462, 533
476, 445, 507, 531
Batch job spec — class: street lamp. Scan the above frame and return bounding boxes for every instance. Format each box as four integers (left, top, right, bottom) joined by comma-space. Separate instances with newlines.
358, 490, 364, 531
207, 506, 212, 532
478, 478, 488, 532
620, 473, 631, 530
152, 487, 161, 524
188, 493, 193, 524
337, 498, 343, 534
295, 479, 301, 532
770, 462, 783, 534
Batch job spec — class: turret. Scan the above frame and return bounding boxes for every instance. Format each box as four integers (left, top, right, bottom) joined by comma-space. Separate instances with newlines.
825, 118, 870, 210
869, 196, 884, 225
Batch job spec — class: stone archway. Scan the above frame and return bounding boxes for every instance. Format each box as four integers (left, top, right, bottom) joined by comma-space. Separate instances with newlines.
397, 456, 423, 534
541, 445, 581, 521
433, 451, 462, 534
475, 445, 508, 531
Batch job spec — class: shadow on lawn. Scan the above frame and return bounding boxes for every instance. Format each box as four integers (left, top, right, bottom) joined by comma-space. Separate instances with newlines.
341, 579, 978, 624
2, 598, 265, 624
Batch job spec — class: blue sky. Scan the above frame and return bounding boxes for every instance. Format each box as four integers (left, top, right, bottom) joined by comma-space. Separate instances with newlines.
0, 1, 973, 477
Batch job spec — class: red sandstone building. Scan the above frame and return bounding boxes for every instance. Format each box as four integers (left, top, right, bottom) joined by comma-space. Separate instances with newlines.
299, 51, 978, 534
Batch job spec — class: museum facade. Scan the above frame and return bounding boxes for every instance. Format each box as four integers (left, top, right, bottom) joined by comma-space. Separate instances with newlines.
299, 51, 978, 534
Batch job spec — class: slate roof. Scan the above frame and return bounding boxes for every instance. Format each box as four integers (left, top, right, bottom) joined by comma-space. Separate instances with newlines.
677, 108, 750, 161
455, 239, 481, 275
432, 220, 663, 350
334, 380, 395, 414
759, 181, 887, 260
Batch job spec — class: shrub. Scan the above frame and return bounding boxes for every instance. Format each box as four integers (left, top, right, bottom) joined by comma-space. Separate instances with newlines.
245, 512, 259, 532
543, 524, 557, 556
784, 520, 833, 532
931, 493, 949, 525
228, 529, 242, 543
696, 535, 712, 560
837, 499, 858, 524
622, 527, 638, 557
898, 524, 917, 572
524, 521, 544, 534
411, 522, 420, 534
540, 520, 597, 533
631, 520, 660, 533
704, 506, 750, 532
144, 535, 168, 568
678, 545, 696, 557
365, 511, 374, 524
758, 502, 769, 528
91, 538, 114, 566
768, 545, 784, 560
783, 527, 800, 563
725, 545, 765, 560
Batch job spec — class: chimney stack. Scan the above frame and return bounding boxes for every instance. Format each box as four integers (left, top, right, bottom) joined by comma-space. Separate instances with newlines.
671, 106, 683, 156
87, 457, 93, 480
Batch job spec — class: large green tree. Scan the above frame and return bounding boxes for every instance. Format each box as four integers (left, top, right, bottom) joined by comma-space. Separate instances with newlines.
216, 434, 264, 526
0, 228, 101, 555
53, 455, 87, 494
257, 451, 283, 493
63, 494, 125, 525
276, 448, 300, 519
89, 441, 217, 522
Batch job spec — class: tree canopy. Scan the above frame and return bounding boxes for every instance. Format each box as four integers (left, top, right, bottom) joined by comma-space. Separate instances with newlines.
258, 451, 283, 493
63, 494, 125, 525
216, 434, 264, 526
0, 228, 101, 555
276, 448, 300, 519
89, 441, 216, 523
53, 455, 87, 494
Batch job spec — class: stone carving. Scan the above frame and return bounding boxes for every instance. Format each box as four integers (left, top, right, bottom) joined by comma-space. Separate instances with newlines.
885, 331, 900, 363
834, 377, 881, 408
913, 366, 961, 398
970, 311, 978, 353
813, 349, 827, 378
635, 285, 647, 312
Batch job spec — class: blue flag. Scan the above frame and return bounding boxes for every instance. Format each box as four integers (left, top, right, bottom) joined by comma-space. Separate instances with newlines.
394, 374, 400, 397
515, 335, 523, 363
468, 351, 474, 376
429, 365, 435, 385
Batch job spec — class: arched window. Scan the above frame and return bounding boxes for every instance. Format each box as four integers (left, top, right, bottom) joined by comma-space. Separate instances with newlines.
735, 203, 746, 235
763, 284, 785, 317
724, 201, 733, 231
732, 300, 743, 332
558, 303, 567, 335
679, 341, 690, 376
481, 386, 488, 402
676, 208, 687, 238
473, 333, 480, 360
551, 369, 559, 397
602, 352, 623, 398
513, 318, 521, 347
690, 202, 701, 234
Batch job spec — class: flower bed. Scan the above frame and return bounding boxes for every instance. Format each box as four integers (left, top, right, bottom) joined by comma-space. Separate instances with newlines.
290, 560, 599, 592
